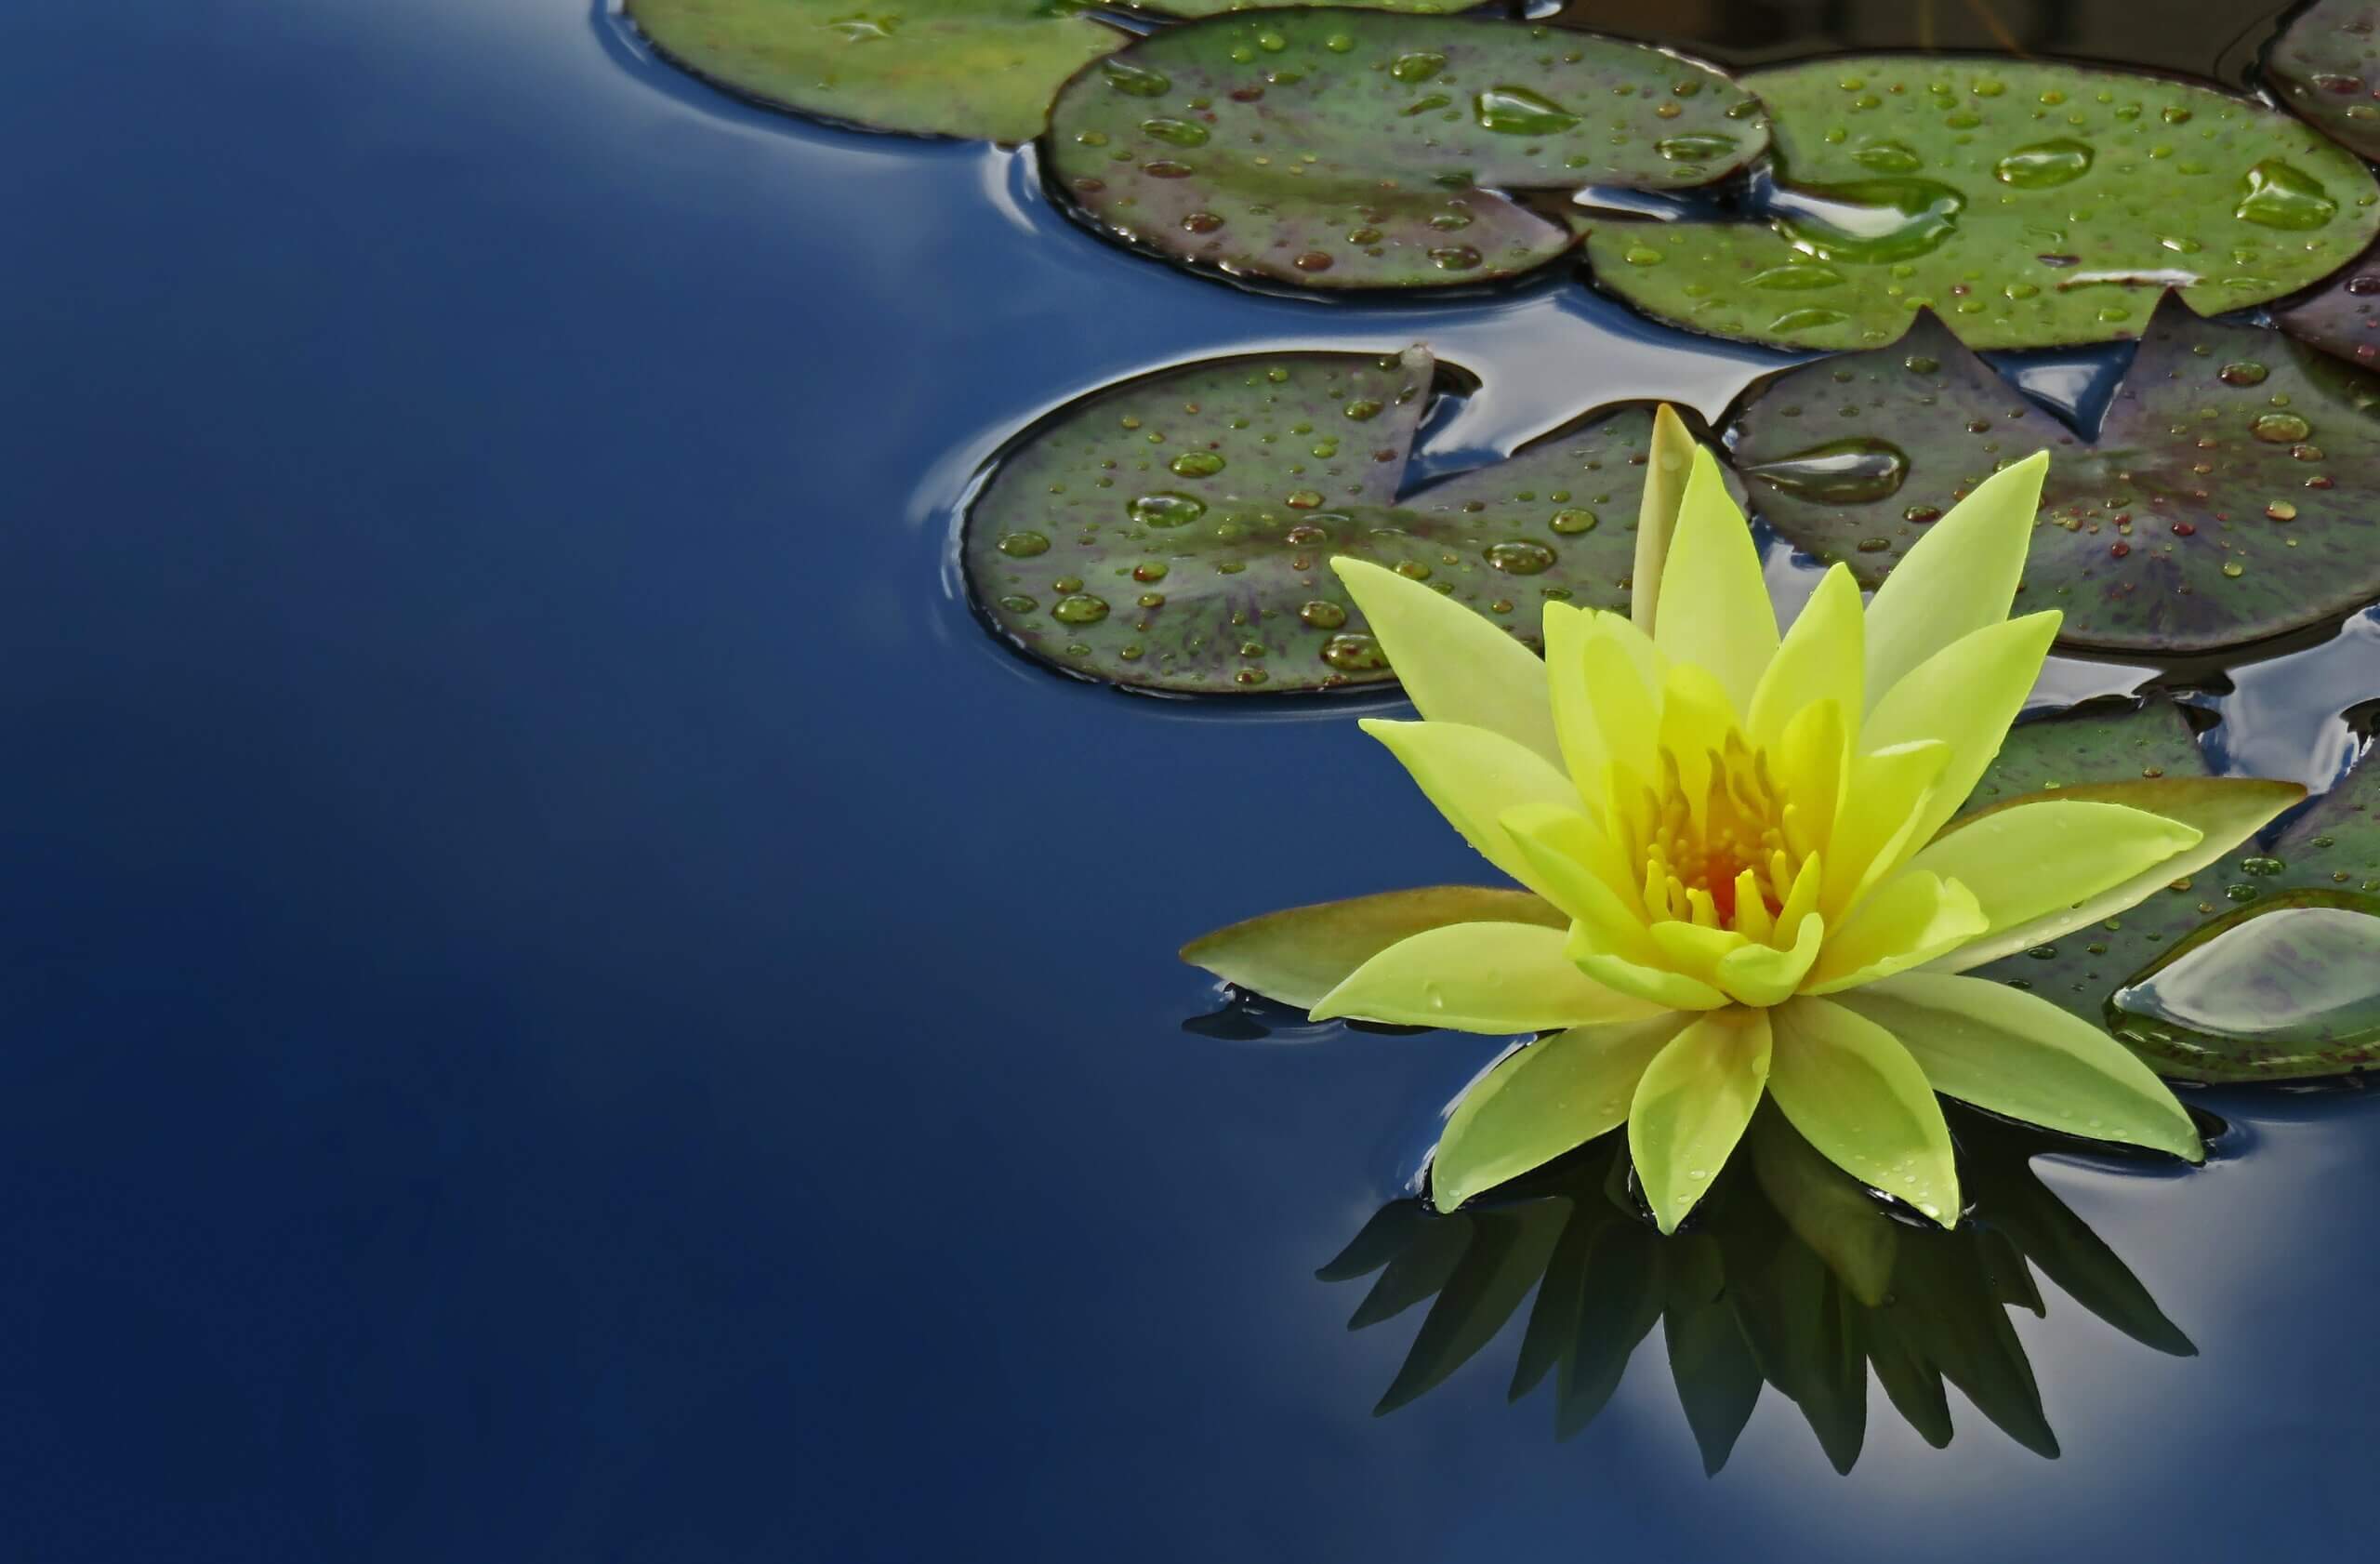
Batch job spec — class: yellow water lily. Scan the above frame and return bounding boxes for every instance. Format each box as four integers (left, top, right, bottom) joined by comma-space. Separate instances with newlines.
1183, 409, 2304, 1232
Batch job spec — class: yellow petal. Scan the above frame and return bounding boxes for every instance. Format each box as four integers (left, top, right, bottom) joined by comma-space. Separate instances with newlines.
1714, 912, 1825, 1006
1805, 870, 1989, 993
1632, 404, 1697, 634
1564, 924, 1733, 1011
1359, 719, 1583, 902
1312, 921, 1659, 1030
1773, 698, 1847, 862
1648, 919, 1751, 986
1904, 798, 2200, 948
1768, 997, 1961, 1226
1748, 563, 1865, 751
1586, 616, 1669, 791
1841, 973, 2202, 1160
1655, 661, 1744, 821
1861, 612, 2062, 855
1933, 776, 2307, 972
1818, 739, 1950, 922
1333, 557, 1563, 767
1629, 1008, 1774, 1233
1652, 447, 1778, 713
1501, 802, 1658, 960
1861, 451, 2047, 711
1544, 605, 1666, 808
1431, 1013, 1694, 1211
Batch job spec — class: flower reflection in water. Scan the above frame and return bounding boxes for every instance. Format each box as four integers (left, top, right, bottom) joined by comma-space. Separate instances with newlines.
1321, 1103, 2199, 1472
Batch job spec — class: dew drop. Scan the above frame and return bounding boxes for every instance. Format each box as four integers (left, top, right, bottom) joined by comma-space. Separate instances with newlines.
1741, 436, 1910, 503
2235, 160, 2337, 231
1993, 138, 2095, 188
1474, 86, 1580, 136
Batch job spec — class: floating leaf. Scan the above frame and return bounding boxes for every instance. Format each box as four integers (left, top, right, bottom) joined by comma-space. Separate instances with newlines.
1181, 884, 1564, 1009
1042, 9, 1765, 290
1963, 702, 2380, 1081
1727, 297, 2380, 655
1957, 697, 2209, 814
966, 348, 1702, 693
2276, 234, 2380, 368
623, 0, 1122, 142
1588, 57, 2380, 351
2268, 0, 2380, 164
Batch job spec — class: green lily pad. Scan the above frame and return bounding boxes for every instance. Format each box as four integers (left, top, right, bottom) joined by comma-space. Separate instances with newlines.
1041, 9, 1765, 291
1726, 296, 2380, 655
965, 346, 1691, 694
2268, 0, 2380, 164
1964, 700, 2380, 1081
623, 0, 1124, 142
1587, 57, 2380, 351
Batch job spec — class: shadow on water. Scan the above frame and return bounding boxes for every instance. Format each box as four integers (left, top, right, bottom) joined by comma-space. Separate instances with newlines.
1320, 1102, 2202, 1473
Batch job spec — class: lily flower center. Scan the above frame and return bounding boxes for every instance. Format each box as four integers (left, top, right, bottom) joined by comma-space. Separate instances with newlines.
1638, 734, 1803, 934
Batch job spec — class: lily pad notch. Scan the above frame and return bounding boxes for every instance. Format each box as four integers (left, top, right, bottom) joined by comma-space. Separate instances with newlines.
1041, 8, 1768, 291
1725, 292, 2380, 656
962, 346, 1715, 695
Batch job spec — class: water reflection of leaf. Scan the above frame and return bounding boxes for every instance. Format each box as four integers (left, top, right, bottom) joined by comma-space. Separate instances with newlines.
1321, 1102, 2191, 1472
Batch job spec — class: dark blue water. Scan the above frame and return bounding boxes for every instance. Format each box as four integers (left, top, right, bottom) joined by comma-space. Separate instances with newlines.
2, 2, 2376, 1557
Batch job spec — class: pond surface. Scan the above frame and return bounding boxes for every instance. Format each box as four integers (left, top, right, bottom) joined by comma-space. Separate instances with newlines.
2, 1, 2377, 1557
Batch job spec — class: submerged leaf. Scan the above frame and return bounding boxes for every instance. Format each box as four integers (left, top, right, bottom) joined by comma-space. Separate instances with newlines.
967, 349, 1710, 693
1043, 9, 1765, 290
1728, 298, 2380, 654
1591, 57, 2380, 351
625, 0, 1123, 141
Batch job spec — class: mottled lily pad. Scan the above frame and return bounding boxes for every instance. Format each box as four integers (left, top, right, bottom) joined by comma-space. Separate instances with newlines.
2276, 234, 2380, 367
965, 347, 1690, 694
624, 0, 1123, 142
1041, 9, 1765, 290
2268, 0, 2380, 163
1964, 701, 2380, 1082
1588, 57, 2380, 351
1726, 297, 2380, 655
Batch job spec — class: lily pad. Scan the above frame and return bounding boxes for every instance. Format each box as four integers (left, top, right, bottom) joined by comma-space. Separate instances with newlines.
1587, 57, 2380, 351
1963, 701, 2380, 1082
2276, 235, 2380, 368
623, 0, 1123, 142
1041, 9, 1766, 291
2268, 0, 2380, 164
964, 346, 1695, 694
1726, 296, 2380, 655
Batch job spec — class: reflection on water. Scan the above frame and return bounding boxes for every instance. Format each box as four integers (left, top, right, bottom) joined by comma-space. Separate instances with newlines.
1321, 1103, 2196, 1473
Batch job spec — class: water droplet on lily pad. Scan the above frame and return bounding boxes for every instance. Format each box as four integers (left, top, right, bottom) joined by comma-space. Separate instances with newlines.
1741, 436, 1910, 504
